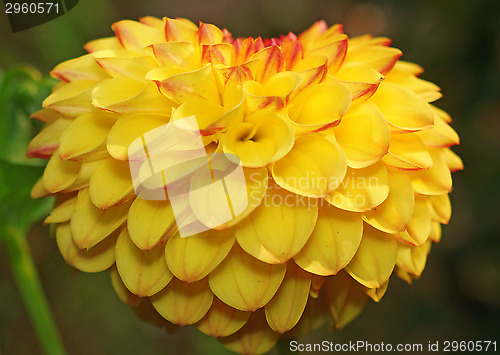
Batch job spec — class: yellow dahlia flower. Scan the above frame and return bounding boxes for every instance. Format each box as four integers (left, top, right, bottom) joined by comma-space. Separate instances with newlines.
28, 16, 462, 354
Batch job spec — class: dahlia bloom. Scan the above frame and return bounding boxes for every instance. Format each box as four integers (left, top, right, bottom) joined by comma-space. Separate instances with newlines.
28, 16, 462, 354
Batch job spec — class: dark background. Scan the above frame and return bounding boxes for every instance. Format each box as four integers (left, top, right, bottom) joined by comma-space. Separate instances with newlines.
1, 0, 499, 354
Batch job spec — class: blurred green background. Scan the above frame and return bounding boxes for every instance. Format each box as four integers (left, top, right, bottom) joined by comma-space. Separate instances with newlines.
1, 0, 499, 354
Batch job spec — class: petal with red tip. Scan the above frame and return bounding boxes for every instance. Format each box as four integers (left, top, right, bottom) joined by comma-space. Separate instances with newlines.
27, 118, 72, 159
42, 150, 81, 193
50, 55, 109, 82
112, 20, 165, 51
406, 149, 452, 195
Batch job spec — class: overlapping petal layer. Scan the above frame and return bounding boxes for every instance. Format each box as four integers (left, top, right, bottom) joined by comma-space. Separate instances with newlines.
30, 17, 461, 354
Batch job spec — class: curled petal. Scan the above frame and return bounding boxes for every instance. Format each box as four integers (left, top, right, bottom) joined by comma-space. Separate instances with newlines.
396, 240, 432, 277
50, 54, 109, 82
265, 262, 312, 333
59, 112, 116, 160
42, 150, 81, 193
89, 158, 134, 209
395, 195, 431, 246
27, 118, 71, 159
417, 116, 460, 147
166, 229, 235, 282
44, 195, 77, 224
344, 45, 402, 75
294, 206, 363, 276
209, 245, 286, 311
30, 108, 61, 124
43, 80, 96, 117
346, 224, 397, 288
116, 228, 173, 297
106, 113, 170, 160
196, 297, 251, 337
164, 17, 198, 42
327, 161, 389, 213
334, 64, 384, 102
362, 280, 389, 302
371, 83, 434, 132
218, 309, 280, 355
334, 101, 390, 168
324, 272, 369, 329
71, 188, 130, 249
249, 46, 284, 83
406, 149, 452, 195
84, 37, 122, 53
272, 134, 347, 197
56, 223, 117, 273
382, 133, 433, 170
235, 186, 318, 264
92, 77, 176, 114
151, 278, 213, 326
112, 20, 165, 51
222, 111, 294, 168
128, 198, 176, 250
363, 170, 415, 234
197, 22, 224, 45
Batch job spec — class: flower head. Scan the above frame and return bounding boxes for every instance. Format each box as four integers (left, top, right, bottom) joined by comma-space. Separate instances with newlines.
29, 16, 462, 354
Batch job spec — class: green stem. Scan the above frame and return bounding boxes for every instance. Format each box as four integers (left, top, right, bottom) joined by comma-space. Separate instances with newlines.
3, 225, 67, 355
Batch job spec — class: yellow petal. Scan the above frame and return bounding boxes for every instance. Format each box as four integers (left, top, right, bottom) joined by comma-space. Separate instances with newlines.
406, 149, 452, 195
56, 223, 117, 273
115, 228, 173, 297
382, 132, 433, 170
70, 188, 130, 249
265, 261, 312, 333
221, 111, 294, 168
110, 265, 140, 306
149, 41, 199, 70
65, 160, 100, 191
429, 221, 442, 243
396, 240, 431, 277
44, 195, 77, 224
334, 101, 390, 168
106, 113, 170, 160
363, 170, 415, 233
42, 80, 96, 117
218, 309, 280, 355
327, 161, 389, 212
346, 224, 397, 288
27, 118, 72, 159
84, 37, 122, 53
151, 278, 213, 326
166, 229, 235, 282
308, 35, 348, 73
95, 55, 159, 81
371, 82, 434, 132
50, 54, 109, 82
214, 167, 269, 230
196, 297, 251, 337
442, 147, 463, 172
323, 272, 368, 329
288, 80, 351, 133
310, 274, 326, 298
42, 150, 81, 193
201, 43, 234, 66
209, 245, 286, 311
344, 45, 402, 74
362, 279, 389, 302
428, 194, 451, 224
272, 134, 347, 197
30, 108, 61, 124
197, 22, 224, 45
249, 45, 284, 83
112, 20, 165, 51
164, 17, 198, 42
396, 195, 431, 246
243, 71, 302, 112
294, 206, 363, 276
92, 77, 176, 114
236, 186, 318, 264
59, 112, 116, 160
285, 294, 327, 337
88, 158, 134, 209
31, 177, 53, 199
127, 198, 176, 250
334, 64, 384, 102
154, 64, 220, 104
